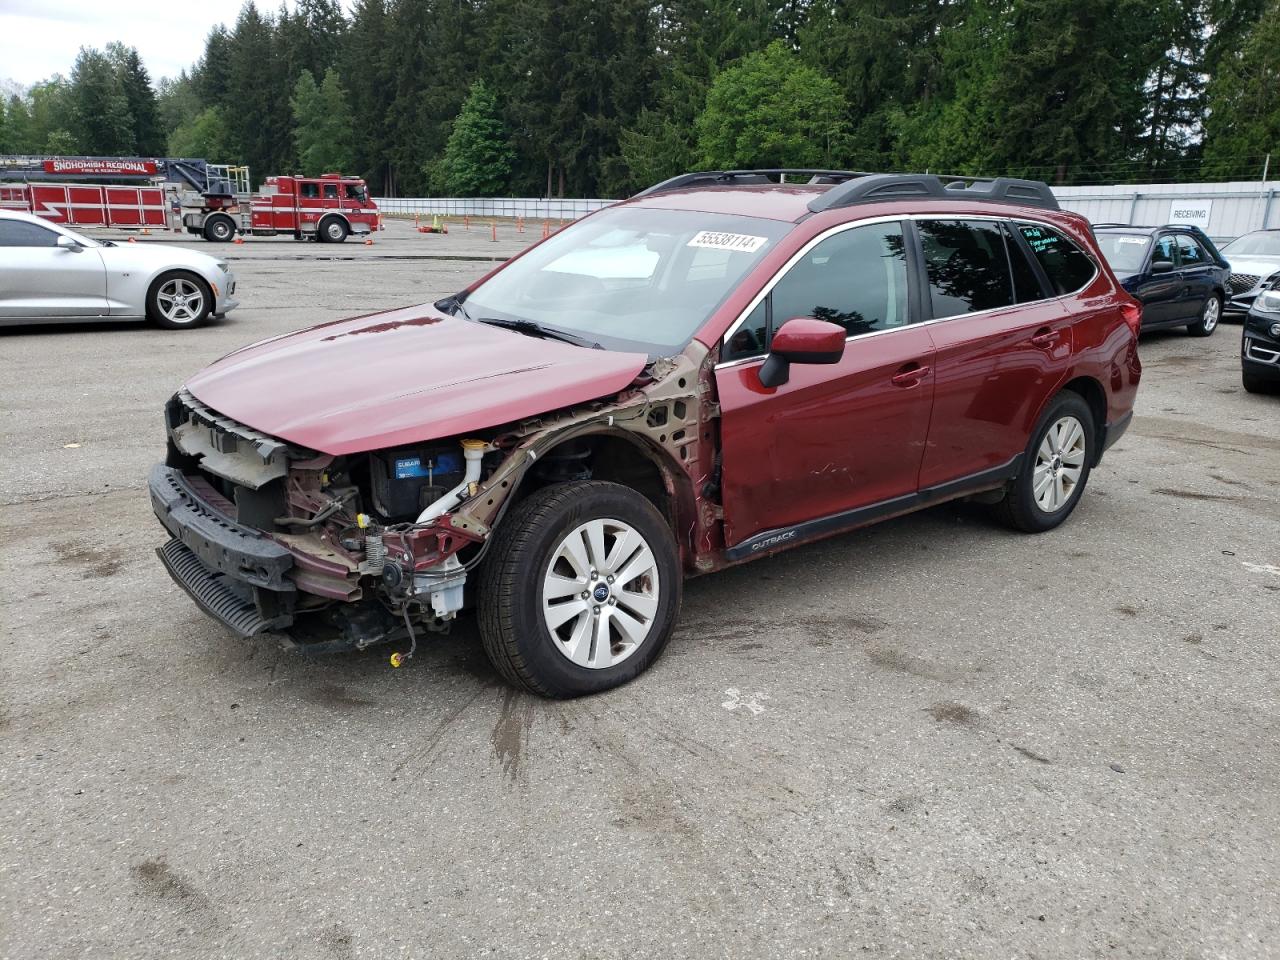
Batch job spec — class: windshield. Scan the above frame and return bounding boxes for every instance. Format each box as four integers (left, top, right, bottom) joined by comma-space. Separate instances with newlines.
459, 206, 791, 355
1094, 233, 1151, 274
1222, 232, 1280, 257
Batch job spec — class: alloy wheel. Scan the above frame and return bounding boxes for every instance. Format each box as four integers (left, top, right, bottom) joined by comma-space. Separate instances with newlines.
541, 518, 660, 669
1202, 296, 1220, 332
1032, 415, 1087, 513
156, 278, 204, 325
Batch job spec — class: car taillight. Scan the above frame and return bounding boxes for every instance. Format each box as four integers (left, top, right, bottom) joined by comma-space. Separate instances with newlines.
1120, 300, 1142, 336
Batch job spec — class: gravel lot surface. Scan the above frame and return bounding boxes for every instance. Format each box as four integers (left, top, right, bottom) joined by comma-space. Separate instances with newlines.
2, 219, 1278, 959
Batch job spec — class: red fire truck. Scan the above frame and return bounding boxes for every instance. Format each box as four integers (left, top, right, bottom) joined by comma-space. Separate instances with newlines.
0, 157, 380, 243
238, 173, 380, 243
0, 180, 168, 228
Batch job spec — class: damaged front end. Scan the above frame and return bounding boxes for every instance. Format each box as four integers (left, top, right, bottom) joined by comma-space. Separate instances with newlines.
150, 339, 718, 658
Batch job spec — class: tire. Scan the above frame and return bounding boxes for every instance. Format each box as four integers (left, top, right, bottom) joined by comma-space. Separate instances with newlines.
1243, 369, 1280, 394
319, 217, 349, 243
202, 216, 235, 242
146, 271, 213, 330
1187, 293, 1221, 337
995, 391, 1095, 533
477, 480, 682, 698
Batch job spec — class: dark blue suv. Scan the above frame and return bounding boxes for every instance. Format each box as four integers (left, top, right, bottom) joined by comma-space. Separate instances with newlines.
1093, 225, 1231, 337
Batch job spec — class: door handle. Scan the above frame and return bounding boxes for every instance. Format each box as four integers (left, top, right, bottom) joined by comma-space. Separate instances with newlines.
1030, 329, 1058, 348
891, 364, 930, 387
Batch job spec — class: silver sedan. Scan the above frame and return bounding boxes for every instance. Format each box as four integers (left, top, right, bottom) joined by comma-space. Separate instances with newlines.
0, 210, 239, 329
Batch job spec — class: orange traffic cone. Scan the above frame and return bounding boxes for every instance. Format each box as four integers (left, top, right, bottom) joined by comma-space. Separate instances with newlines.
127, 236, 137, 243
364, 236, 373, 246
233, 236, 245, 245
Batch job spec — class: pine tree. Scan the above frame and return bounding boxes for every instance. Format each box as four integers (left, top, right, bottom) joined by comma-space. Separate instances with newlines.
342, 0, 395, 192
695, 41, 851, 169
431, 80, 514, 195
194, 26, 234, 107
291, 68, 356, 175
619, 0, 778, 191
70, 48, 133, 154
1137, 0, 1207, 180
799, 0, 956, 169
898, 0, 1159, 184
5, 95, 34, 152
108, 44, 165, 155
226, 3, 293, 180
1202, 0, 1280, 179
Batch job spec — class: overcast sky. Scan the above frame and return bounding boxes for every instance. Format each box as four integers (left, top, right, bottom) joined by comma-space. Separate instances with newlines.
0, 0, 324, 89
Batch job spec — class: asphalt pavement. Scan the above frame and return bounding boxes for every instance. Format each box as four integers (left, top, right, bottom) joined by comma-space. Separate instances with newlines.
2, 220, 1278, 959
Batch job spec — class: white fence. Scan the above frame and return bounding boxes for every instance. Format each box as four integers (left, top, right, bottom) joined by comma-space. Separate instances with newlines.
377, 180, 1280, 241
374, 196, 613, 220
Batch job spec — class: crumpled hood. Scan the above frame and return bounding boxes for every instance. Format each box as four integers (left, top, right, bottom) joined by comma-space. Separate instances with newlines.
184, 304, 648, 455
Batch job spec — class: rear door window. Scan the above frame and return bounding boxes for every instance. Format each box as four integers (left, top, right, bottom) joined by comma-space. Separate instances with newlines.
1175, 235, 1208, 266
1004, 224, 1046, 302
918, 220, 1017, 318
1018, 224, 1096, 294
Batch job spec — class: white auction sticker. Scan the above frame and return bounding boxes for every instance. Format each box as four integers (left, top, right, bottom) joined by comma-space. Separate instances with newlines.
687, 230, 768, 253
1118, 236, 1149, 245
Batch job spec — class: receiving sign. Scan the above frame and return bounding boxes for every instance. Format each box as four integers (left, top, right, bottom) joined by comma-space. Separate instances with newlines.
1168, 200, 1212, 230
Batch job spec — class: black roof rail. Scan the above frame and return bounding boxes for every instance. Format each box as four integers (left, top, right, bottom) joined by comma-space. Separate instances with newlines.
806, 173, 1060, 213
633, 169, 868, 198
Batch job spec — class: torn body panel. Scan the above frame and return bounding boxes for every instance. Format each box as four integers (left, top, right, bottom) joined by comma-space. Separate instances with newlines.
151, 338, 723, 654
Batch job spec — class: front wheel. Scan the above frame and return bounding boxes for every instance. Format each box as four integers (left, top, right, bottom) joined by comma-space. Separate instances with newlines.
146, 272, 212, 330
995, 392, 1095, 533
319, 217, 349, 243
1187, 293, 1221, 337
477, 481, 681, 697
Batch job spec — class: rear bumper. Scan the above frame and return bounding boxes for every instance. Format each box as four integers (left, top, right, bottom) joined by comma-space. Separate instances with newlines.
149, 464, 295, 635
1096, 410, 1133, 464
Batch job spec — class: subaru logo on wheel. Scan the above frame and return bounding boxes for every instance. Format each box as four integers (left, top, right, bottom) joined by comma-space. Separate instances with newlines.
593, 584, 610, 602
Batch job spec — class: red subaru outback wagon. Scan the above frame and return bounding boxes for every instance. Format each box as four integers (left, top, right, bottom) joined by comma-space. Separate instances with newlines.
151, 170, 1141, 696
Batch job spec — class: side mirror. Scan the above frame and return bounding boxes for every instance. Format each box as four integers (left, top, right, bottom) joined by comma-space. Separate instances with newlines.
56, 235, 83, 253
758, 317, 846, 388
1150, 260, 1174, 274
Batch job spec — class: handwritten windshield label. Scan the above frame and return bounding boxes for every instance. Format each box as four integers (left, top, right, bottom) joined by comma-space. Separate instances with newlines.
687, 231, 768, 253
1118, 237, 1149, 245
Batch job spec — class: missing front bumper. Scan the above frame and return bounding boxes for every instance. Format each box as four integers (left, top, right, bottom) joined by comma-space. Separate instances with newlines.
156, 538, 293, 636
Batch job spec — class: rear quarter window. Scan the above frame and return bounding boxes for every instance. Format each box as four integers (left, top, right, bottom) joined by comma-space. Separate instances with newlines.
1019, 224, 1096, 295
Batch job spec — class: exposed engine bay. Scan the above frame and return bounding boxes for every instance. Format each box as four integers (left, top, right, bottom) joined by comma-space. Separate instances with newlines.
151, 341, 713, 662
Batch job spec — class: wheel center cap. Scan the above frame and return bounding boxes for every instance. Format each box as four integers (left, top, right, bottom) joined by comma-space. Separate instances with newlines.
592, 583, 610, 603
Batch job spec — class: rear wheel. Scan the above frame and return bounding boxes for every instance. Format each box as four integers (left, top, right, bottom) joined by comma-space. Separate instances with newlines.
147, 271, 212, 330
1187, 293, 1221, 337
202, 215, 235, 242
995, 392, 1095, 533
477, 481, 681, 697
319, 216, 349, 243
